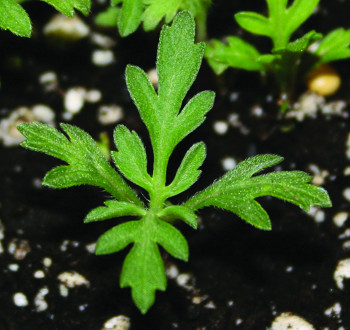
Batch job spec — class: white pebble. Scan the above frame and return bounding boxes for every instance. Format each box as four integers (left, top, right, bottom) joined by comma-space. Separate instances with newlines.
92, 49, 115, 66
324, 302, 341, 318
39, 71, 58, 91
8, 263, 19, 272
221, 157, 236, 171
204, 300, 216, 309
85, 242, 96, 254
64, 87, 86, 114
42, 257, 52, 268
57, 271, 90, 288
34, 287, 49, 312
98, 105, 123, 125
90, 32, 116, 48
59, 283, 69, 297
85, 89, 102, 103
166, 263, 179, 280
101, 315, 131, 330
343, 188, 350, 202
213, 120, 228, 135
34, 270, 45, 279
333, 212, 348, 227
13, 292, 29, 307
271, 312, 315, 330
344, 166, 350, 176
32, 105, 55, 122
334, 258, 350, 289
314, 209, 325, 223
43, 14, 90, 40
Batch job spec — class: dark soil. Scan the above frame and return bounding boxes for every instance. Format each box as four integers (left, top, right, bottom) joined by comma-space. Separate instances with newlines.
0, 1, 349, 329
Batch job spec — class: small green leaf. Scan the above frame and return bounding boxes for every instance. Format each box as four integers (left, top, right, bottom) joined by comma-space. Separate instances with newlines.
41, 0, 91, 17
121, 238, 166, 314
95, 7, 119, 27
112, 125, 152, 190
274, 30, 322, 54
142, 0, 182, 31
206, 37, 264, 73
167, 142, 206, 197
184, 154, 332, 230
0, 0, 31, 37
313, 28, 350, 64
96, 221, 139, 254
158, 205, 198, 228
234, 12, 272, 38
155, 219, 188, 260
84, 201, 146, 223
117, 0, 144, 36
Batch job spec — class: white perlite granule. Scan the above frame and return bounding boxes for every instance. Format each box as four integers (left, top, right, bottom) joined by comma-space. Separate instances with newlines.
271, 312, 315, 330
334, 258, 350, 289
13, 292, 29, 307
101, 315, 131, 330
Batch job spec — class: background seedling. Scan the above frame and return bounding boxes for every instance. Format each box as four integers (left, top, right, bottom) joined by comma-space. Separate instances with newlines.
205, 0, 350, 112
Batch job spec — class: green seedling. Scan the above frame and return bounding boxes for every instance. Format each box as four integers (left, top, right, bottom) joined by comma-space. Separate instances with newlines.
18, 12, 331, 313
205, 0, 350, 111
0, 0, 91, 37
95, 0, 211, 40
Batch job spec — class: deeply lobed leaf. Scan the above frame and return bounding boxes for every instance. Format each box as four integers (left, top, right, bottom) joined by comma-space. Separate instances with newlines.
184, 154, 332, 230
18, 122, 141, 206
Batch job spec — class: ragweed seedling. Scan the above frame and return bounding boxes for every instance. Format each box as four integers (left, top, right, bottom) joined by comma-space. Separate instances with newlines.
18, 11, 331, 313
0, 0, 91, 37
205, 0, 350, 111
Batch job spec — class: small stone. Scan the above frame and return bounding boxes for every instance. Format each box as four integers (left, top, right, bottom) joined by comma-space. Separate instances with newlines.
57, 271, 90, 288
213, 121, 228, 135
85, 89, 102, 103
34, 287, 49, 312
85, 242, 96, 254
333, 212, 348, 227
342, 188, 350, 202
307, 64, 341, 96
324, 302, 341, 318
13, 292, 29, 307
34, 270, 45, 279
166, 263, 179, 280
64, 87, 86, 114
8, 239, 31, 260
98, 105, 123, 125
39, 71, 58, 91
101, 315, 131, 330
59, 283, 69, 297
43, 14, 90, 40
334, 258, 350, 289
42, 257, 52, 268
271, 312, 315, 330
8, 264, 19, 272
147, 68, 158, 87
92, 49, 115, 66
221, 157, 236, 171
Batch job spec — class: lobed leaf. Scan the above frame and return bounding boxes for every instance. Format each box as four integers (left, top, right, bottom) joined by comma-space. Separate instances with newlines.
167, 142, 206, 197
274, 31, 322, 54
96, 221, 139, 255
155, 219, 188, 260
157, 205, 198, 228
18, 122, 142, 206
142, 0, 182, 31
117, 0, 144, 36
205, 37, 264, 73
121, 239, 166, 314
42, 0, 91, 17
112, 125, 152, 190
184, 154, 332, 230
0, 0, 31, 37
84, 200, 146, 223
313, 28, 350, 64
234, 12, 272, 38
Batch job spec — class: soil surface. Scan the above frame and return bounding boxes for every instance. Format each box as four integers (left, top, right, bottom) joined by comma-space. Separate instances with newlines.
0, 1, 350, 329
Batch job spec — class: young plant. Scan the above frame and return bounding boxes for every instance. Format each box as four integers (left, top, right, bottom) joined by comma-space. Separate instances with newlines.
205, 0, 350, 111
18, 12, 331, 313
0, 0, 91, 37
95, 0, 211, 40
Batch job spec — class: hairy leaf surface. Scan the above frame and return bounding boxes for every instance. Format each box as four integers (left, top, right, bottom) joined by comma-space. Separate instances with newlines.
18, 122, 141, 205
184, 154, 332, 230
